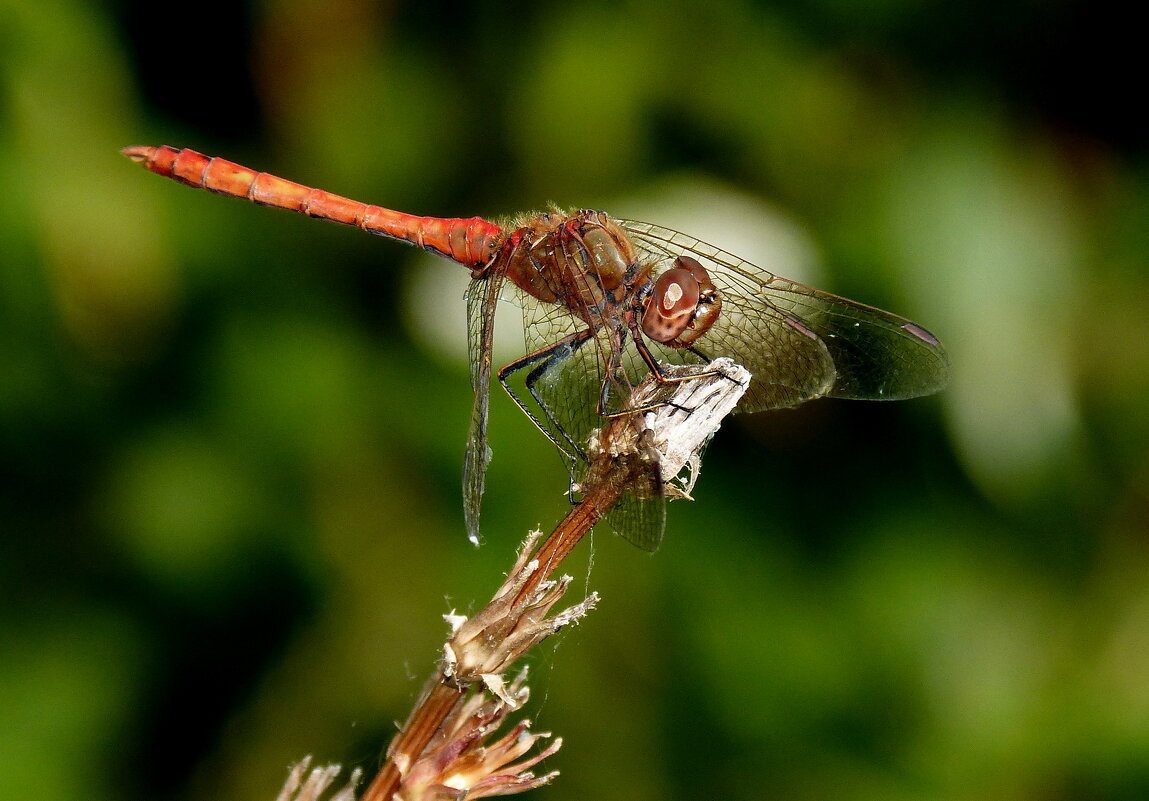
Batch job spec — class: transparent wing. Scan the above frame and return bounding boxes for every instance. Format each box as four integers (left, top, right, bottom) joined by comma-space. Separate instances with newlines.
602, 491, 666, 552
503, 287, 671, 551
515, 291, 608, 465
463, 267, 507, 545
620, 219, 951, 412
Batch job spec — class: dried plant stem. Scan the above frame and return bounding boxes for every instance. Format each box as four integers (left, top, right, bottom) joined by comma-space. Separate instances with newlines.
512, 478, 620, 604
359, 484, 615, 801
359, 681, 462, 801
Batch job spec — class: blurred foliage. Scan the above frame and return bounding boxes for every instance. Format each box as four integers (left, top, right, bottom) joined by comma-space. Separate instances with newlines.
2, 0, 1148, 800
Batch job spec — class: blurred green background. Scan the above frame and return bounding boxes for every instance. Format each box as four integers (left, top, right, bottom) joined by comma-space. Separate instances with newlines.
3, 0, 1147, 799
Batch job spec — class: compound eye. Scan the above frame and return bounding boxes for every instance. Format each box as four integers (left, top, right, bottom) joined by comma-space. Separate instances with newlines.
642, 266, 701, 343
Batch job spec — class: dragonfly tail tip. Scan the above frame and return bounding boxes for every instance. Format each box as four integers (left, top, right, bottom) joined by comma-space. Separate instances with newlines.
120, 145, 155, 164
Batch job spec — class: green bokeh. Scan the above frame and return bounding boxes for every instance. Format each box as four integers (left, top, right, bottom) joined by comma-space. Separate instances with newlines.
3, 1, 1147, 800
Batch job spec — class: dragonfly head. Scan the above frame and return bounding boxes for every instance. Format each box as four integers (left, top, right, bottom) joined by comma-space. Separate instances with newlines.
640, 255, 722, 347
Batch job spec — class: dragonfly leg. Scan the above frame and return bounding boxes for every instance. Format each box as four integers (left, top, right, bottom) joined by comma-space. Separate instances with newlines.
632, 326, 716, 385
594, 326, 723, 419
497, 327, 597, 462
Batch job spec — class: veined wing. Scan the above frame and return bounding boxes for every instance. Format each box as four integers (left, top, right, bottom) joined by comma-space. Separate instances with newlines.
620, 220, 950, 412
463, 267, 509, 545
504, 279, 671, 552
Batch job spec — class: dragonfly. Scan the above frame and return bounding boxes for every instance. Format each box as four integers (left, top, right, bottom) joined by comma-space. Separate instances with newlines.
122, 145, 950, 550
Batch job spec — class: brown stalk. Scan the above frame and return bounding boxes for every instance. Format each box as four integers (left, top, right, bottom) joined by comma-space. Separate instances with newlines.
358, 478, 617, 801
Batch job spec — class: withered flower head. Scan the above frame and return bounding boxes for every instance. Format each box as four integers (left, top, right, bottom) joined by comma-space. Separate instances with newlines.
444, 530, 598, 686
398, 671, 562, 800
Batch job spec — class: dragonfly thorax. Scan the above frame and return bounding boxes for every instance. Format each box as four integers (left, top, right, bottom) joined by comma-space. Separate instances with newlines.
497, 211, 643, 325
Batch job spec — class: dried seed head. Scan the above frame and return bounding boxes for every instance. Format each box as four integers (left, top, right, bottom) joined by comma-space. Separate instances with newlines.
398, 672, 562, 800
443, 532, 598, 685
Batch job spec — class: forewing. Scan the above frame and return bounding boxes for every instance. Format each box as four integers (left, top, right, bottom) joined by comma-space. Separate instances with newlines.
621, 220, 950, 412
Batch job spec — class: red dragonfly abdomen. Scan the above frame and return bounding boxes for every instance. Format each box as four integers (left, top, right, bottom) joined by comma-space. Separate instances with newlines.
121, 145, 503, 269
